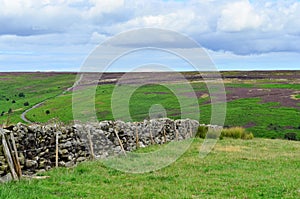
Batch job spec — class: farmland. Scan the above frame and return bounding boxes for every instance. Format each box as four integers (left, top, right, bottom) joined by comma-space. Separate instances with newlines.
0, 71, 300, 198
0, 71, 300, 139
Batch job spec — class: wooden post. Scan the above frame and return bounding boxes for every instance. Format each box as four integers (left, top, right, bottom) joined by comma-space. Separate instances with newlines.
115, 130, 126, 156
174, 122, 179, 141
87, 129, 95, 160
135, 124, 139, 149
55, 132, 59, 168
1, 130, 18, 180
189, 120, 193, 138
10, 132, 22, 178
149, 121, 155, 145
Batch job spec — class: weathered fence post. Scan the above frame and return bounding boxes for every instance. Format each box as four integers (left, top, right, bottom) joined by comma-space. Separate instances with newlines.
174, 121, 179, 141
55, 131, 62, 168
135, 123, 139, 149
87, 129, 95, 160
149, 121, 155, 145
115, 130, 126, 156
189, 120, 193, 138
0, 129, 18, 180
10, 132, 22, 178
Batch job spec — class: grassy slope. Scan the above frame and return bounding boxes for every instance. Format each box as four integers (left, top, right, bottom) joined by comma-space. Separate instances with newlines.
26, 80, 300, 139
0, 138, 299, 198
0, 73, 76, 124
0, 72, 299, 139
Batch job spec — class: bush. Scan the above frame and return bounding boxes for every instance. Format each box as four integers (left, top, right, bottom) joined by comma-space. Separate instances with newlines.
284, 132, 297, 141
8, 108, 12, 114
221, 127, 254, 140
242, 132, 254, 140
12, 100, 16, 103
206, 128, 221, 139
18, 92, 25, 97
24, 102, 29, 106
196, 126, 208, 138
45, 110, 50, 115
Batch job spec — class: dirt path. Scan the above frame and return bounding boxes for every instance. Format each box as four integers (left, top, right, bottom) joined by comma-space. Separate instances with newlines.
20, 75, 82, 124
20, 102, 44, 123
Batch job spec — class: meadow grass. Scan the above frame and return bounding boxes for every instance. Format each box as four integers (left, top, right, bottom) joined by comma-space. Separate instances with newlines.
0, 73, 76, 124
26, 80, 300, 139
0, 72, 299, 139
0, 138, 299, 198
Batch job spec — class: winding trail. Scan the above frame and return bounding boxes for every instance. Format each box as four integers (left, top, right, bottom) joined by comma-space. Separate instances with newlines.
21, 102, 45, 123
20, 75, 82, 124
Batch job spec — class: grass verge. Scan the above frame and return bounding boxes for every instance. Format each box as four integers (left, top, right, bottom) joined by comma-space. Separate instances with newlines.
0, 138, 299, 198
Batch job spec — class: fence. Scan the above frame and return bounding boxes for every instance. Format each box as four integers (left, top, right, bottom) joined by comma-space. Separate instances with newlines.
0, 118, 199, 182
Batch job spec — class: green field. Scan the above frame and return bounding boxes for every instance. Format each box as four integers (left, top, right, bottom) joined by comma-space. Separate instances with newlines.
23, 76, 300, 140
0, 73, 76, 124
0, 138, 299, 198
1, 72, 300, 198
0, 72, 300, 139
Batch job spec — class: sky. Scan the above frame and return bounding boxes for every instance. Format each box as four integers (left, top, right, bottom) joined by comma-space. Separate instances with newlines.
0, 0, 300, 72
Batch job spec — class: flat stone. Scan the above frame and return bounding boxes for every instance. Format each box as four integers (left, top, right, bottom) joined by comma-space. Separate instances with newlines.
76, 157, 86, 162
25, 160, 37, 168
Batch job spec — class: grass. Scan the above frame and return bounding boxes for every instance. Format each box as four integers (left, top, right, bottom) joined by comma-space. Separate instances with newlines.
0, 73, 76, 124
27, 83, 202, 123
294, 94, 300, 99
259, 84, 300, 90
198, 98, 300, 139
1, 72, 300, 139
0, 138, 300, 198
221, 127, 254, 139
25, 78, 300, 139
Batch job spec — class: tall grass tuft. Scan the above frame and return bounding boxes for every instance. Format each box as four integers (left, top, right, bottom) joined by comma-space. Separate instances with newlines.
196, 125, 208, 138
221, 127, 254, 140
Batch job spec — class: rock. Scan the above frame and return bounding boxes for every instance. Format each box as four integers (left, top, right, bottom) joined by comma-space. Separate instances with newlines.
0, 173, 12, 183
63, 141, 72, 148
1, 165, 8, 172
39, 159, 46, 168
25, 160, 37, 168
59, 161, 66, 167
76, 157, 86, 162
65, 161, 74, 167
18, 154, 25, 165
59, 149, 68, 155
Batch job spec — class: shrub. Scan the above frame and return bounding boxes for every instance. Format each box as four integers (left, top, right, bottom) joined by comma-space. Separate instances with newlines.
221, 127, 254, 140
8, 108, 12, 114
12, 100, 16, 103
196, 125, 208, 138
18, 92, 25, 97
206, 128, 221, 139
24, 102, 29, 106
242, 132, 254, 140
45, 110, 50, 115
284, 132, 297, 141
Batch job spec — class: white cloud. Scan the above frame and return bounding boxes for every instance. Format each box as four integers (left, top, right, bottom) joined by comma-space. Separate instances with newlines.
217, 1, 263, 32
0, 0, 300, 71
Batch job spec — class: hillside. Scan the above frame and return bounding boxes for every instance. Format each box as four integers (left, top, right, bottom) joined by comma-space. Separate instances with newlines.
0, 71, 300, 139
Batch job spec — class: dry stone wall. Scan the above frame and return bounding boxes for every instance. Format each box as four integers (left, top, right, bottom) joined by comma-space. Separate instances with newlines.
0, 118, 199, 180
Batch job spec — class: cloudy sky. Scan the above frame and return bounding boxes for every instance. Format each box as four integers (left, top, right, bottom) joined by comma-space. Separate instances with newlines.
0, 0, 300, 72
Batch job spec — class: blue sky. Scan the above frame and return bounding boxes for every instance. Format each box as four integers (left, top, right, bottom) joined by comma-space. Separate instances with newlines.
0, 0, 299, 72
